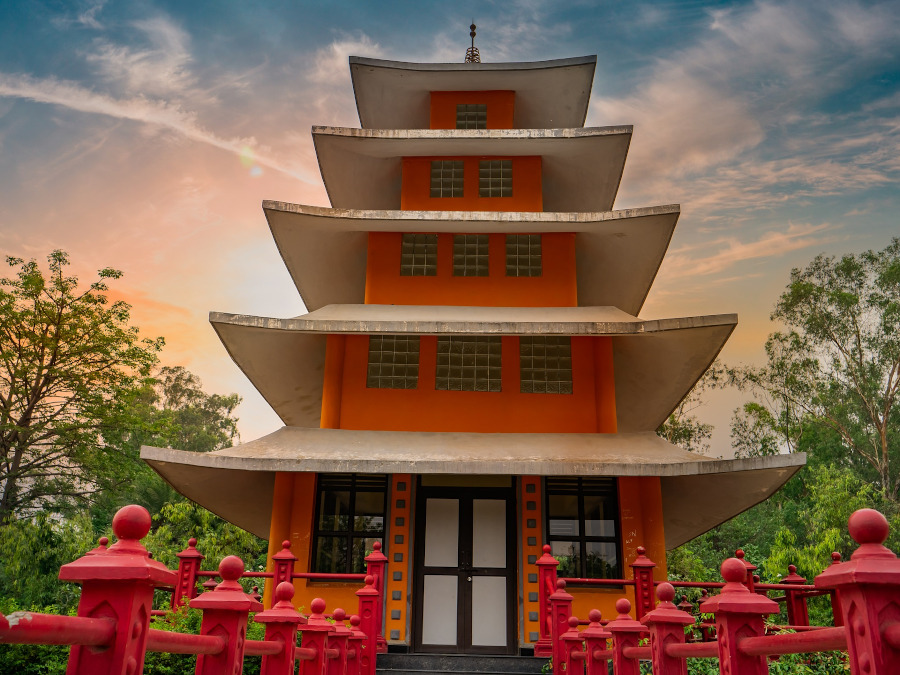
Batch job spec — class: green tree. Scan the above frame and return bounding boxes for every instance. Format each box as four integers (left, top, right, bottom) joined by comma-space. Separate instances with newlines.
0, 251, 163, 520
734, 238, 900, 500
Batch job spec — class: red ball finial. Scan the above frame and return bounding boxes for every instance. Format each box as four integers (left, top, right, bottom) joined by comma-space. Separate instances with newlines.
848, 508, 889, 545
282, 540, 291, 550
365, 574, 375, 586
334, 607, 346, 621
275, 581, 295, 603
721, 558, 747, 583
310, 597, 326, 614
373, 541, 382, 551
656, 582, 675, 603
350, 614, 361, 627
557, 579, 567, 590
831, 552, 842, 564
112, 505, 151, 541
188, 537, 198, 547
636, 546, 646, 555
788, 564, 797, 573
568, 615, 579, 628
218, 555, 244, 581
98, 536, 109, 547
543, 544, 552, 554
588, 609, 602, 623
735, 549, 745, 559
615, 598, 631, 615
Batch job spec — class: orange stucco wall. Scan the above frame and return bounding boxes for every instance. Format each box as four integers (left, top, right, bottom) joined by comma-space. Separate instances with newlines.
364, 232, 577, 307
400, 157, 542, 212
430, 91, 515, 129
333, 335, 615, 433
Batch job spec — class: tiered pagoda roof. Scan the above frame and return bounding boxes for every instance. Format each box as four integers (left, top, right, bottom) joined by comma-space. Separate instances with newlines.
142, 55, 805, 550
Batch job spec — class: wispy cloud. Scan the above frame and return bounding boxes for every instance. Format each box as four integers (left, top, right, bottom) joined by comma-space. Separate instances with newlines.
0, 72, 316, 183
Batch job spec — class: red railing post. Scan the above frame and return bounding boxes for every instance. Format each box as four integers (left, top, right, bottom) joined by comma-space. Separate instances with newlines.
581, 609, 611, 675
173, 536, 204, 609
642, 582, 694, 675
828, 551, 845, 627
190, 555, 263, 675
347, 615, 365, 675
630, 546, 657, 620
59, 504, 177, 675
735, 549, 757, 592
255, 581, 306, 675
700, 558, 779, 675
606, 598, 644, 675
272, 540, 298, 589
782, 564, 810, 627
356, 575, 379, 675
816, 508, 900, 675
364, 541, 388, 653
328, 608, 352, 675
535, 544, 559, 658
560, 616, 586, 675
298, 598, 334, 675
549, 579, 573, 675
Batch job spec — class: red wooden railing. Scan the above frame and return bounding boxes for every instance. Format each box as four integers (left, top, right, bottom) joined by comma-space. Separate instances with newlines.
0, 505, 380, 675
535, 507, 900, 675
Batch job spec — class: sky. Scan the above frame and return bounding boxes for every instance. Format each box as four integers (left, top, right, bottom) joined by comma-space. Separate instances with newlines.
1, 0, 898, 454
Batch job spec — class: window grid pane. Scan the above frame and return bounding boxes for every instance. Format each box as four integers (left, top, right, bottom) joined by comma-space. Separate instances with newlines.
401, 233, 438, 276
506, 234, 542, 277
313, 474, 387, 574
520, 337, 573, 394
435, 336, 502, 392
545, 477, 620, 580
367, 336, 420, 389
479, 159, 512, 198
453, 234, 489, 277
456, 103, 487, 129
430, 160, 465, 198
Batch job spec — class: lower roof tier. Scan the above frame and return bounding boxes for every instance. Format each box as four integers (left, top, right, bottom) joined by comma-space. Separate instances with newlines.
311, 126, 631, 212
140, 426, 805, 549
210, 305, 737, 433
264, 202, 679, 315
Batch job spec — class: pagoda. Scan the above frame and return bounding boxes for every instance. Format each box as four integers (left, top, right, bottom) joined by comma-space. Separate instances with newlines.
143, 36, 805, 655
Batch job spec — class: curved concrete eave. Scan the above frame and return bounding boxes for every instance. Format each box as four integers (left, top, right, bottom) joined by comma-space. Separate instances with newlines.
349, 55, 597, 129
209, 306, 737, 430
264, 202, 679, 316
140, 429, 805, 547
311, 126, 632, 212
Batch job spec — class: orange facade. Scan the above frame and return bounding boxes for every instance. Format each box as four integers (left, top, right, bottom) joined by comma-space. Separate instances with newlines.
400, 157, 543, 212
268, 79, 668, 647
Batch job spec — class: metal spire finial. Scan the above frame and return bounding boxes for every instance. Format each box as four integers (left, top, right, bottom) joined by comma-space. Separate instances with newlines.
465, 22, 481, 63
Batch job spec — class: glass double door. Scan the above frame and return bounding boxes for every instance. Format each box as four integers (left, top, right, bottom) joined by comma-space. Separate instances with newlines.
412, 486, 516, 654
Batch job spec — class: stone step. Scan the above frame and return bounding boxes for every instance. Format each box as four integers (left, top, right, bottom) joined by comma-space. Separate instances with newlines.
376, 653, 545, 675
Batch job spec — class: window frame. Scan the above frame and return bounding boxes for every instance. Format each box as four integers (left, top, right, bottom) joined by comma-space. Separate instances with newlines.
543, 477, 621, 581
311, 473, 387, 575
400, 233, 438, 276
456, 103, 487, 129
367, 336, 421, 390
430, 160, 465, 198
478, 159, 513, 198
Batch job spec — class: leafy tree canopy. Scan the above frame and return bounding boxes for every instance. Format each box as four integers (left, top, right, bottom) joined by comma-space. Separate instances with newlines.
0, 251, 163, 520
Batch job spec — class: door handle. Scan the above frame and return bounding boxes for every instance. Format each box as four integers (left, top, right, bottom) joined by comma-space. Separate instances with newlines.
467, 576, 472, 582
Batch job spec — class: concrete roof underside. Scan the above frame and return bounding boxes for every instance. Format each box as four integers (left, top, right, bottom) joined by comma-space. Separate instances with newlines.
349, 55, 597, 130
208, 305, 737, 433
140, 428, 805, 549
265, 202, 679, 316
312, 127, 631, 212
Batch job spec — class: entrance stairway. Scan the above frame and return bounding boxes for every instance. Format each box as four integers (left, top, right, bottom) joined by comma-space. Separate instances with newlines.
376, 653, 546, 675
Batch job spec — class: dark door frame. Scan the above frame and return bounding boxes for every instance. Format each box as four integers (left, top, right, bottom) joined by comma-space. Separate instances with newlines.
411, 481, 517, 654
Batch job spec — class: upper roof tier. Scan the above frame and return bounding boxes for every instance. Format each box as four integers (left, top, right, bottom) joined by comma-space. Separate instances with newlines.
264, 202, 678, 315
312, 126, 631, 211
350, 56, 597, 129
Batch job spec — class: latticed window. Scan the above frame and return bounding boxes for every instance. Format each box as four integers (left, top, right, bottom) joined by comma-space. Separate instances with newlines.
430, 160, 464, 197
400, 233, 438, 276
313, 474, 386, 574
456, 103, 487, 129
367, 336, 420, 389
506, 234, 542, 277
453, 234, 489, 276
479, 160, 512, 197
520, 337, 573, 394
545, 477, 620, 579
435, 336, 502, 392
